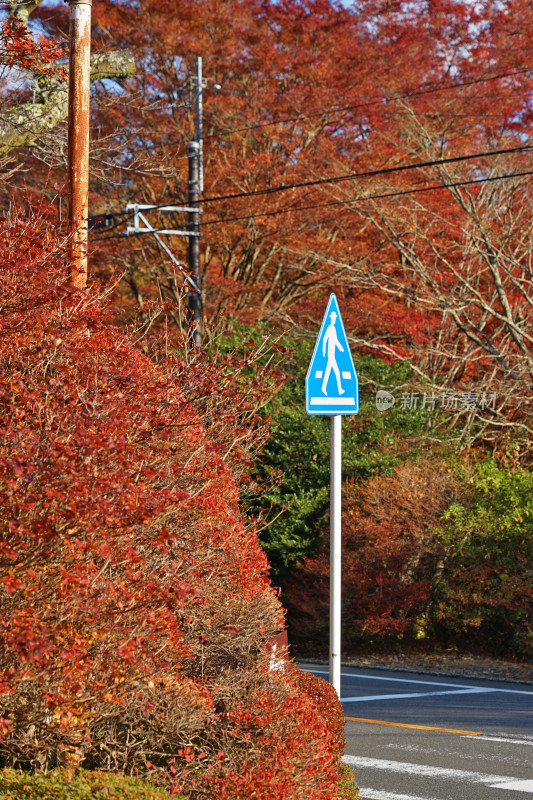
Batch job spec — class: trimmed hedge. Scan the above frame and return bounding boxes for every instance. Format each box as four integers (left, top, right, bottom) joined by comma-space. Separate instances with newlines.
0, 769, 177, 799
0, 216, 343, 799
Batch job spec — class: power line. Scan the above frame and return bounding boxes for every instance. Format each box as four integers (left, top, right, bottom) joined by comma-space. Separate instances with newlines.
152, 99, 533, 160
94, 166, 533, 240
199, 143, 533, 204
111, 65, 529, 160
92, 68, 533, 197
200, 167, 533, 228
91, 142, 533, 235
204, 67, 533, 141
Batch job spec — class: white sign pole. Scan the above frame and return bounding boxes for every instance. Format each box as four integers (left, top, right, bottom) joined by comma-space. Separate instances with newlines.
330, 413, 342, 697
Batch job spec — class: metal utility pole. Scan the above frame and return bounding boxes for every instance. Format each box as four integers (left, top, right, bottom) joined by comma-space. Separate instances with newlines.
195, 57, 204, 194
330, 414, 342, 697
187, 141, 202, 346
68, 0, 92, 290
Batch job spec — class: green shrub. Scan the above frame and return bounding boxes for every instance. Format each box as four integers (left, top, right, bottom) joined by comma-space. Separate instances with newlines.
433, 458, 533, 657
337, 762, 360, 800
0, 768, 175, 799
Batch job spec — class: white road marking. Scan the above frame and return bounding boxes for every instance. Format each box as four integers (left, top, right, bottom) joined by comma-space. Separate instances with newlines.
490, 780, 533, 792
386, 741, 532, 764
359, 788, 533, 800
309, 668, 479, 690
342, 755, 519, 785
342, 687, 494, 703
464, 735, 533, 746
307, 668, 533, 695
358, 790, 440, 800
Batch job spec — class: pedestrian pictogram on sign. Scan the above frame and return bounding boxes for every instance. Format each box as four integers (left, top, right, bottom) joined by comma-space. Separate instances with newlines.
306, 294, 359, 416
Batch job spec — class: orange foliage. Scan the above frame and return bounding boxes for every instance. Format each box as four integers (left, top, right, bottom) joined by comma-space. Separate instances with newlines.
285, 460, 463, 648
0, 210, 342, 797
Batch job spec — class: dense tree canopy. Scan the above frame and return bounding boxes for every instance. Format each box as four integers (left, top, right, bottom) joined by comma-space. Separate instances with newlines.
2, 0, 530, 445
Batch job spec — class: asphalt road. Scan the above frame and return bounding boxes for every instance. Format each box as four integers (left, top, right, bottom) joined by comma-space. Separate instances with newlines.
303, 662, 533, 800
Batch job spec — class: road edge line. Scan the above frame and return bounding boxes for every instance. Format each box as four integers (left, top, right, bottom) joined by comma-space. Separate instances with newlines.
344, 716, 483, 735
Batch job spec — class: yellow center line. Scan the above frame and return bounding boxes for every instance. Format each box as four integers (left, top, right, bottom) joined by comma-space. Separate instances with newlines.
344, 716, 483, 736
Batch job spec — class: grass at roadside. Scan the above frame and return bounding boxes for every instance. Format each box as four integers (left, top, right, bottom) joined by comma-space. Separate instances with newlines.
0, 769, 179, 799
0, 765, 357, 799
338, 761, 361, 800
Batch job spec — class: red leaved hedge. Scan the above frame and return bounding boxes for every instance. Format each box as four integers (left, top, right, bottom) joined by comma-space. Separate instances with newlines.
294, 671, 345, 761
0, 210, 343, 798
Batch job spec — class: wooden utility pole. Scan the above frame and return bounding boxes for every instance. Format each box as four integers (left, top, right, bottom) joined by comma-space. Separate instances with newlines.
68, 0, 92, 289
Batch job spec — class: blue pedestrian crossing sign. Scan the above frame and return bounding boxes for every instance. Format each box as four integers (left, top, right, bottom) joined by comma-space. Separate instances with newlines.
306, 294, 359, 416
